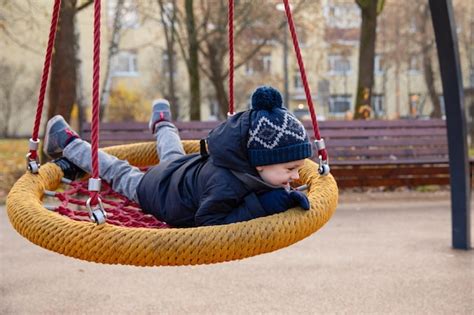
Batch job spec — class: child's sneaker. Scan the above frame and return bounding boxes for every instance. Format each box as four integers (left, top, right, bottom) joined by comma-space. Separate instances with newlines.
148, 99, 172, 134
43, 115, 79, 158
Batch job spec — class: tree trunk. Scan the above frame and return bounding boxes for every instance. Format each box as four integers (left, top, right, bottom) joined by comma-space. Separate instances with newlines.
185, 0, 201, 120
74, 13, 87, 136
419, 4, 442, 118
206, 41, 228, 119
165, 44, 179, 118
1, 88, 12, 137
158, 0, 179, 118
423, 51, 442, 118
353, 0, 378, 119
48, 0, 77, 122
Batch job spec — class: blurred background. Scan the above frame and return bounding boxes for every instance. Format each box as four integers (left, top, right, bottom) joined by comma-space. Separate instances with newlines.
1, 0, 473, 131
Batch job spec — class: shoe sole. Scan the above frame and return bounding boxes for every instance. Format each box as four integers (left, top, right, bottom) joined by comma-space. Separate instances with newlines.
43, 115, 65, 159
149, 99, 172, 133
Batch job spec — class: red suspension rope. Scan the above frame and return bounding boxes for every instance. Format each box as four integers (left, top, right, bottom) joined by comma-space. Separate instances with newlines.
228, 0, 234, 115
282, 0, 328, 162
28, 0, 62, 161
89, 0, 102, 205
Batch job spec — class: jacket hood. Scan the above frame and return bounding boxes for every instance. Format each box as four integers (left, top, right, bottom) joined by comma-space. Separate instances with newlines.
206, 111, 259, 176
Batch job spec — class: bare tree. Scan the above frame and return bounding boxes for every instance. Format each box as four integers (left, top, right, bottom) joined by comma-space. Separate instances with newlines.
416, 2, 442, 118
154, 0, 202, 120
99, 0, 125, 121
197, 0, 306, 119
184, 0, 201, 120
47, 0, 78, 122
157, 0, 180, 119
353, 0, 385, 119
453, 0, 474, 145
47, 0, 93, 122
39, 0, 93, 161
74, 12, 87, 136
0, 61, 36, 137
0, 1, 44, 54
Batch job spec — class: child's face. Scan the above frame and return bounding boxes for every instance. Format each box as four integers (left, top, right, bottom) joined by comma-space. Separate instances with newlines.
256, 159, 306, 189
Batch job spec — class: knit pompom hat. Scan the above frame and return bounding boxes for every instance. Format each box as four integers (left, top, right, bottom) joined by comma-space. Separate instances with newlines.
247, 86, 312, 166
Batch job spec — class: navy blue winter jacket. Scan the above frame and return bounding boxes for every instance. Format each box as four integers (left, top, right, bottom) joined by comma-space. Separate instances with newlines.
136, 111, 278, 227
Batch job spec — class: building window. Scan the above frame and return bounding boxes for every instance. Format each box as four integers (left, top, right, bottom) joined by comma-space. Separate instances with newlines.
325, 3, 360, 29
296, 27, 307, 47
371, 94, 385, 117
111, 51, 138, 77
245, 53, 272, 75
409, 16, 418, 33
108, 0, 139, 29
408, 56, 421, 75
328, 54, 351, 75
262, 54, 272, 73
162, 52, 177, 78
294, 73, 303, 90
470, 67, 474, 87
374, 54, 385, 75
329, 95, 351, 115
245, 63, 254, 76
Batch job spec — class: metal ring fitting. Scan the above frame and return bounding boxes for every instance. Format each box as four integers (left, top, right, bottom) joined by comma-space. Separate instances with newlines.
318, 163, 330, 176
25, 152, 40, 174
86, 197, 107, 225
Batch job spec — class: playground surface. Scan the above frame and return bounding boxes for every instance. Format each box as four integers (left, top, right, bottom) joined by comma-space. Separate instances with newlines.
1, 190, 473, 314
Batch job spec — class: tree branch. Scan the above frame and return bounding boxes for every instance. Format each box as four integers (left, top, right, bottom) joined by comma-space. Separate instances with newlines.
76, 0, 94, 12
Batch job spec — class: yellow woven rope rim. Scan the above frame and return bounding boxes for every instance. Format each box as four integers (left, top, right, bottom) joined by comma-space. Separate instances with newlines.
7, 140, 338, 266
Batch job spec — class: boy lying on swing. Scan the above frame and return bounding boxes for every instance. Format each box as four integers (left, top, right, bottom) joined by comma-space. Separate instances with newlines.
44, 86, 312, 227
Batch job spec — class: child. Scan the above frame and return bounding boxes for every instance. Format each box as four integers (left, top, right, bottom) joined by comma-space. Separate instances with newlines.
44, 86, 312, 227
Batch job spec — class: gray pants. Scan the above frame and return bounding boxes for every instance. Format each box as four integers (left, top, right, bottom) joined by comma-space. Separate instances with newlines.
63, 122, 185, 203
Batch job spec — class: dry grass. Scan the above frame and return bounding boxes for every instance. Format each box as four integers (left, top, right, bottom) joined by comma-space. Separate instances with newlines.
0, 139, 28, 203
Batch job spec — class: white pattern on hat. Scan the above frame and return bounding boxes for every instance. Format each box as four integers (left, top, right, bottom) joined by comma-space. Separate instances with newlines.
247, 112, 306, 149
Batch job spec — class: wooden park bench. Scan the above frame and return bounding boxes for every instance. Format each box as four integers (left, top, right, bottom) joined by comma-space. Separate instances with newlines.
81, 119, 474, 189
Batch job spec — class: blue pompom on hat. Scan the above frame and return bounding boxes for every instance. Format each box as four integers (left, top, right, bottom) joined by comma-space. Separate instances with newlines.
247, 86, 313, 166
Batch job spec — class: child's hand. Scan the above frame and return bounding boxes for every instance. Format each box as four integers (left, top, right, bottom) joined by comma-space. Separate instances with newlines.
257, 189, 310, 215
289, 190, 310, 210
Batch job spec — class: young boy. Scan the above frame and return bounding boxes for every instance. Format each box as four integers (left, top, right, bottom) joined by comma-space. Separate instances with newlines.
44, 86, 312, 227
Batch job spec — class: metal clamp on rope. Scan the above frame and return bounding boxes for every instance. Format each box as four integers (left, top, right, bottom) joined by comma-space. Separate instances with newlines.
86, 178, 107, 224
88, 178, 102, 192
26, 138, 41, 173
314, 139, 326, 151
314, 139, 330, 176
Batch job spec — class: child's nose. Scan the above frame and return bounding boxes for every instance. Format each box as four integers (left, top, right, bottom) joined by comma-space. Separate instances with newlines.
291, 171, 300, 180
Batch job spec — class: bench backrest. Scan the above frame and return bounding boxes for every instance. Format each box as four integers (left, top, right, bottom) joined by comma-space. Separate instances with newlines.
318, 119, 448, 165
82, 119, 449, 165
81, 121, 219, 145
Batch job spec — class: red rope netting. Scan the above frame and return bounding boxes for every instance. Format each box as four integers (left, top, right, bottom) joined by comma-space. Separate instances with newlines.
46, 175, 169, 229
